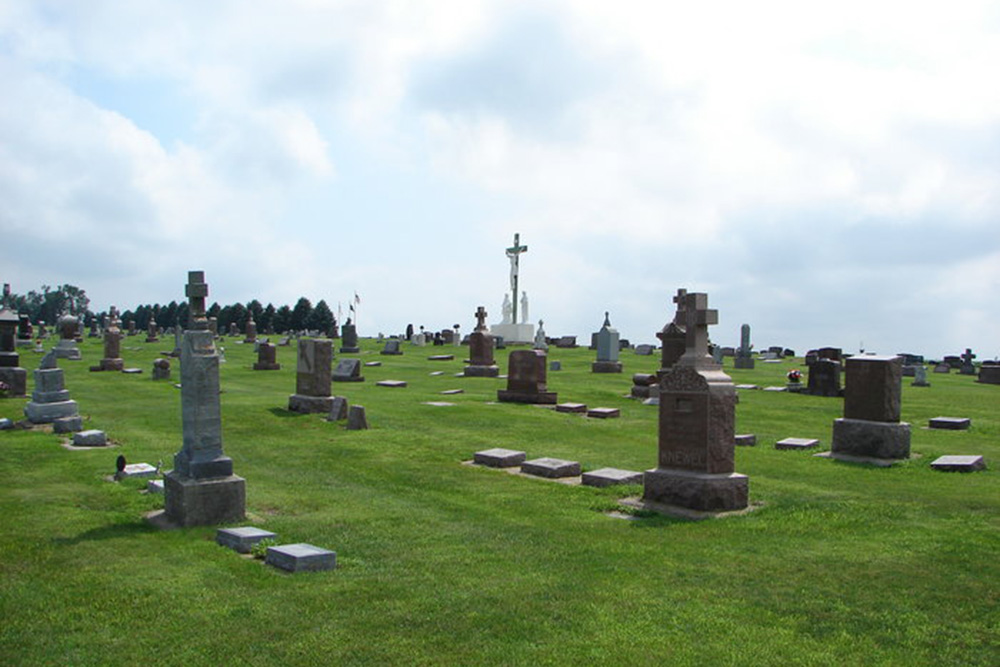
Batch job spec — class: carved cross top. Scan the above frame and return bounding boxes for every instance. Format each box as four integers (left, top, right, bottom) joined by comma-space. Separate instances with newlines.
475, 306, 488, 331
672, 288, 688, 326
185, 271, 209, 329
683, 292, 717, 358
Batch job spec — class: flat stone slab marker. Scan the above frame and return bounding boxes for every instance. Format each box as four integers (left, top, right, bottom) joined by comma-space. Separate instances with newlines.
428, 355, 454, 361
555, 403, 587, 414
735, 434, 757, 447
928, 417, 971, 430
473, 448, 527, 468
120, 463, 158, 479
520, 457, 581, 478
72, 429, 108, 447
587, 407, 620, 419
930, 455, 986, 472
217, 526, 278, 553
265, 543, 337, 572
581, 468, 643, 487
376, 380, 408, 388
775, 437, 820, 450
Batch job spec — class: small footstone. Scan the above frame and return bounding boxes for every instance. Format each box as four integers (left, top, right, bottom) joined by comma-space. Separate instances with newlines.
555, 403, 587, 414
0, 418, 14, 430
346, 405, 368, 430
423, 402, 455, 407
428, 355, 454, 361
587, 407, 620, 419
735, 434, 757, 447
735, 384, 760, 390
53, 415, 83, 434
364, 361, 382, 367
326, 396, 348, 421
928, 417, 971, 430
776, 437, 820, 450
122, 368, 143, 374
763, 386, 786, 392
429, 371, 444, 376
265, 543, 336, 572
581, 468, 642, 487
930, 455, 986, 472
72, 430, 108, 447
120, 463, 158, 479
550, 361, 562, 371
376, 380, 407, 388
473, 448, 526, 468
217, 526, 278, 553
147, 479, 165, 494
521, 457, 581, 478
441, 389, 464, 395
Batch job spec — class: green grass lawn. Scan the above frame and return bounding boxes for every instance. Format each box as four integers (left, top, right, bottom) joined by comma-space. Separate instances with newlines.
1, 337, 997, 665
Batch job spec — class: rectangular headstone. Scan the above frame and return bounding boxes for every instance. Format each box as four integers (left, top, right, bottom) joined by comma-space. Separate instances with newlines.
473, 448, 527, 468
587, 407, 620, 419
555, 403, 587, 413
332, 358, 364, 382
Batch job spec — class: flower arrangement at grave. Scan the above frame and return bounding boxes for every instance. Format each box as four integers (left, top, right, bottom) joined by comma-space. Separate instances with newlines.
787, 369, 802, 383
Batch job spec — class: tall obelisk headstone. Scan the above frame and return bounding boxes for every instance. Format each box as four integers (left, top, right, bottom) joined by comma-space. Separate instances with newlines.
643, 292, 748, 512
163, 271, 245, 527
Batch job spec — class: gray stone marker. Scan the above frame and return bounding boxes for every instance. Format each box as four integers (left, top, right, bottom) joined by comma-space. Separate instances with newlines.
52, 313, 82, 360
592, 312, 623, 373
253, 343, 281, 370
933, 363, 950, 373
831, 355, 911, 461
288, 338, 335, 413
53, 415, 83, 434
734, 434, 757, 447
805, 358, 842, 397
326, 396, 348, 421
587, 407, 620, 419
555, 402, 587, 413
365, 361, 382, 367
332, 358, 365, 382
428, 354, 454, 361
376, 380, 407, 388
930, 455, 986, 472
339, 320, 360, 353
776, 437, 820, 450
978, 364, 1000, 385
911, 365, 930, 387
465, 306, 500, 377
346, 405, 368, 430
265, 543, 337, 572
151, 358, 171, 380
441, 389, 464, 395
473, 448, 526, 468
72, 429, 107, 447
121, 463, 158, 479
381, 340, 402, 355
0, 417, 14, 430
582, 468, 643, 487
24, 351, 79, 423
733, 323, 754, 369
147, 479, 164, 493
217, 526, 278, 553
643, 292, 749, 512
549, 360, 561, 371
634, 344, 654, 356
521, 457, 581, 478
163, 271, 246, 527
928, 417, 971, 430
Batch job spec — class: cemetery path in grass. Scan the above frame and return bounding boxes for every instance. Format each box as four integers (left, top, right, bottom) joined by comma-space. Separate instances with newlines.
1, 338, 998, 665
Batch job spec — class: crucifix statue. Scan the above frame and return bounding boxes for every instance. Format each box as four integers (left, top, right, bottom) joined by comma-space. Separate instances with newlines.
505, 233, 528, 324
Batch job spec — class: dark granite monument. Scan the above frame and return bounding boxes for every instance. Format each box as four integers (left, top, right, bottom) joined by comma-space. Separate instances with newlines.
464, 306, 499, 378
288, 338, 335, 413
253, 342, 281, 370
497, 349, 557, 404
830, 355, 910, 461
0, 307, 27, 397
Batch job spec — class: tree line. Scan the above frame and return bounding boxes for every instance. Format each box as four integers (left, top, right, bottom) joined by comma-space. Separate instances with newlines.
2, 284, 337, 335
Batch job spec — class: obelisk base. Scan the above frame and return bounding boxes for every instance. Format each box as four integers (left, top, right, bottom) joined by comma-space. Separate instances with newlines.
463, 365, 499, 377
288, 394, 335, 414
831, 418, 910, 460
163, 471, 245, 527
643, 468, 748, 512
591, 361, 623, 373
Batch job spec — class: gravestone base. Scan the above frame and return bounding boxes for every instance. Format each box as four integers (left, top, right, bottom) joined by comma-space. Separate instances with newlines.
497, 389, 558, 404
643, 468, 749, 512
733, 357, 754, 369
0, 367, 27, 397
253, 361, 281, 371
24, 399, 79, 423
53, 344, 82, 361
339, 346, 360, 354
163, 471, 246, 528
591, 361, 623, 373
287, 394, 335, 414
831, 418, 911, 460
463, 365, 499, 377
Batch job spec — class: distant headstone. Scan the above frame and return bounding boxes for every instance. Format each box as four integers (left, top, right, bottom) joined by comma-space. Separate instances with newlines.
497, 349, 557, 404
288, 338, 334, 413
464, 306, 499, 377
533, 320, 548, 350
911, 365, 930, 387
381, 340, 402, 356
805, 358, 841, 397
933, 363, 951, 374
978, 364, 1000, 385
831, 355, 910, 460
346, 405, 369, 430
253, 342, 281, 370
592, 312, 623, 373
340, 320, 360, 353
634, 344, 655, 356
145, 317, 159, 343
52, 313, 82, 360
332, 358, 364, 383
0, 307, 27, 396
244, 315, 257, 344
733, 324, 754, 369
152, 358, 171, 380
959, 348, 976, 375
326, 397, 348, 421
24, 352, 79, 423
555, 336, 577, 348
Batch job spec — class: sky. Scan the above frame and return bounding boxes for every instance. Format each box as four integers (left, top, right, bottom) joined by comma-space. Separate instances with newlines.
2, 0, 998, 360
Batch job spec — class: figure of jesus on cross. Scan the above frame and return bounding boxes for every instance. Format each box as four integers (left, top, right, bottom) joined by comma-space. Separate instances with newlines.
505, 233, 528, 324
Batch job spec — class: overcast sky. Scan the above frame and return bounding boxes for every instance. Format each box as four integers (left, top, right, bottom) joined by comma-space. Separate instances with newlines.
2, 1, 998, 359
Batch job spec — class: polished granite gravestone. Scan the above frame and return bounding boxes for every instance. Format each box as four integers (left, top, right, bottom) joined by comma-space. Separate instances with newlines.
497, 349, 557, 404
830, 355, 910, 461
288, 338, 334, 414
339, 321, 360, 353
217, 526, 278, 553
162, 271, 245, 527
265, 543, 336, 572
332, 358, 365, 382
473, 448, 527, 468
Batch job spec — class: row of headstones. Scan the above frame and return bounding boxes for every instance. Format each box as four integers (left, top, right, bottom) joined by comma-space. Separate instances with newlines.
217, 527, 336, 573
472, 448, 643, 487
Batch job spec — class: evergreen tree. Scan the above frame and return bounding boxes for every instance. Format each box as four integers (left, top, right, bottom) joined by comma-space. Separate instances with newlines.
290, 297, 312, 332
307, 300, 334, 333
274, 305, 292, 333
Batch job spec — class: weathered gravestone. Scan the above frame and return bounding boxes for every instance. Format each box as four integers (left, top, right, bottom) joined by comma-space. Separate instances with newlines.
332, 358, 365, 382
497, 349, 557, 404
960, 348, 977, 375
24, 350, 79, 423
162, 271, 246, 527
53, 313, 82, 360
288, 338, 335, 413
244, 315, 257, 344
464, 306, 499, 377
830, 355, 910, 460
253, 342, 281, 370
592, 312, 623, 373
151, 358, 171, 380
381, 340, 402, 356
642, 292, 748, 512
0, 307, 27, 397
145, 317, 159, 343
339, 320, 360, 353
806, 358, 842, 397
978, 363, 1000, 385
733, 323, 754, 369
911, 365, 930, 387
91, 307, 125, 371
933, 363, 951, 374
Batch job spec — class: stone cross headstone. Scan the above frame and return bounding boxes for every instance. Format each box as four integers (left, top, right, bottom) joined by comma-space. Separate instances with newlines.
465, 306, 498, 377
643, 292, 748, 512
831, 355, 910, 460
960, 348, 977, 375
163, 270, 246, 527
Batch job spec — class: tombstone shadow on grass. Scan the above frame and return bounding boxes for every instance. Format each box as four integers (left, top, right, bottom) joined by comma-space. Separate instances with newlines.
50, 521, 160, 546
267, 407, 308, 418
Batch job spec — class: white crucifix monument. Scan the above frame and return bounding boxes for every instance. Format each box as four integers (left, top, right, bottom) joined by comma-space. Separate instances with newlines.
490, 233, 536, 344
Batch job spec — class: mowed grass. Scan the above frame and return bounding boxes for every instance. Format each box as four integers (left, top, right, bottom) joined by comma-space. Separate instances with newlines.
1, 337, 997, 665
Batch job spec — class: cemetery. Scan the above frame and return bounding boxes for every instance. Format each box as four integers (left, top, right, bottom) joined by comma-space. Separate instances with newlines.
0, 285, 997, 664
